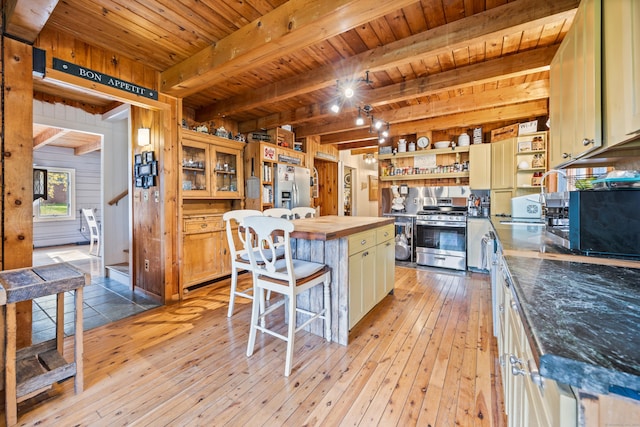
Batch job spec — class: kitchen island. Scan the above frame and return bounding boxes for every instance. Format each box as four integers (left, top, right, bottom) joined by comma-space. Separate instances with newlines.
289, 216, 395, 345
490, 219, 640, 424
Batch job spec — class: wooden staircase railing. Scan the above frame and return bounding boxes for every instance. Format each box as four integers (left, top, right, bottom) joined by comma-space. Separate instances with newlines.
108, 190, 128, 206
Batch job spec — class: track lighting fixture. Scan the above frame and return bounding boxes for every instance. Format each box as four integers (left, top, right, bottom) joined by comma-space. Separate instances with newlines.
330, 71, 374, 114
355, 107, 365, 126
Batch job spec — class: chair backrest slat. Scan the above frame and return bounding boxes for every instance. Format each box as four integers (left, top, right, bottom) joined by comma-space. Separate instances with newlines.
244, 216, 294, 281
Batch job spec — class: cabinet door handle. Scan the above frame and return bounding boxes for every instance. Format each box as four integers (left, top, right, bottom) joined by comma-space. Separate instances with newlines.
383, 232, 389, 237
527, 359, 545, 388
361, 239, 367, 246
362, 251, 369, 257
511, 365, 527, 376
562, 152, 572, 159
582, 138, 594, 146
201, 223, 208, 229
385, 242, 391, 247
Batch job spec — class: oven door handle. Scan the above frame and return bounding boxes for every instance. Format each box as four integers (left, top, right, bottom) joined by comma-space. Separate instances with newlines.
416, 220, 466, 228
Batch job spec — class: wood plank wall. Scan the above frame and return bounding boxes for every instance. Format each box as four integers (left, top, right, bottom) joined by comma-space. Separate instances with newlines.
2, 37, 35, 347
34, 29, 180, 303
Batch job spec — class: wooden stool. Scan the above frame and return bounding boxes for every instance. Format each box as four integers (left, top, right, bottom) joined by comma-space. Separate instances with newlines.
0, 263, 89, 426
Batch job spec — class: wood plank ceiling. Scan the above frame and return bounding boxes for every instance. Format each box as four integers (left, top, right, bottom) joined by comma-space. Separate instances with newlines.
7, 0, 579, 151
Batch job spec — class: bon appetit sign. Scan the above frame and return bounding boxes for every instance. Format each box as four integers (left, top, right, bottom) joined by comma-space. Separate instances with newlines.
53, 58, 158, 100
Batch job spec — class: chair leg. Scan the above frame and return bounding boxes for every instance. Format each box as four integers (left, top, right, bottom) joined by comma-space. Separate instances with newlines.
227, 267, 239, 317
284, 292, 297, 376
246, 287, 262, 357
324, 279, 332, 342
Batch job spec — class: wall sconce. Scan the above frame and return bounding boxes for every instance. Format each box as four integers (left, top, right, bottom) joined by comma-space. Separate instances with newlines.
137, 127, 151, 146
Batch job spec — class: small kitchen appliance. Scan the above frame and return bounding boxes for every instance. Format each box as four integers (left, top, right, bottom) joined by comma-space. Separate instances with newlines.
511, 195, 542, 220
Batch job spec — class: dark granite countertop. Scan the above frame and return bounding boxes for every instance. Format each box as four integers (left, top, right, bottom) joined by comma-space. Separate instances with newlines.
491, 218, 640, 397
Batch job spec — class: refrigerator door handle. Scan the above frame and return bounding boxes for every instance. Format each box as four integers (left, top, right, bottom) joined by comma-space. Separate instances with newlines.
292, 182, 298, 207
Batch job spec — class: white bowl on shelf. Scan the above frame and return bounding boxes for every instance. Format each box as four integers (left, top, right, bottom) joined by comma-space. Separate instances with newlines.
434, 141, 451, 149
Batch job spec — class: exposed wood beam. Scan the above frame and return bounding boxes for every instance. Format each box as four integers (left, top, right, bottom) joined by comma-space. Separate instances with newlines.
204, 0, 577, 123
74, 138, 102, 156
298, 79, 549, 138
323, 99, 549, 148
3, 0, 59, 43
161, 0, 418, 97
33, 127, 67, 150
238, 45, 558, 133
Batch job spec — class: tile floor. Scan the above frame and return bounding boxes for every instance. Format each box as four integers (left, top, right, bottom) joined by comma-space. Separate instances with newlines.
32, 244, 160, 344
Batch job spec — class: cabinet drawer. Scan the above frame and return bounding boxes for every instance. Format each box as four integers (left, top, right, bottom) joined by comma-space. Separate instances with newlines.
376, 224, 394, 243
183, 215, 224, 233
348, 230, 376, 256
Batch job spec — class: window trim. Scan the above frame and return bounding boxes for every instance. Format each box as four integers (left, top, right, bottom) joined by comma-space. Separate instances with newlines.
33, 166, 76, 222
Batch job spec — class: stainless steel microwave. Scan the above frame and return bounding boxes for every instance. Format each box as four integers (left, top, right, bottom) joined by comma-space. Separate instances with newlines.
569, 190, 640, 258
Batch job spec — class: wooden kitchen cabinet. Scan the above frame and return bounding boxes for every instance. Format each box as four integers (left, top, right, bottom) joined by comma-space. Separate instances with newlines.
375, 225, 395, 303
469, 143, 491, 190
491, 138, 515, 189
495, 251, 577, 427
549, 0, 602, 167
348, 224, 395, 329
180, 129, 245, 199
181, 215, 232, 290
603, 0, 640, 146
348, 229, 377, 329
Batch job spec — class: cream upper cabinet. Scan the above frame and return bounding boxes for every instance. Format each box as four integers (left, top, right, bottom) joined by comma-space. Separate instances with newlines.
491, 139, 515, 190
603, 0, 640, 146
549, 0, 602, 166
469, 143, 491, 190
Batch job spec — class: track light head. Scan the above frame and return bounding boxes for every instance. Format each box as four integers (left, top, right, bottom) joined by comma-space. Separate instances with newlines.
330, 103, 340, 113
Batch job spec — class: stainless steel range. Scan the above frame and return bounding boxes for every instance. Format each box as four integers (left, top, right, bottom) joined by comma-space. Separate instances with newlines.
415, 198, 468, 270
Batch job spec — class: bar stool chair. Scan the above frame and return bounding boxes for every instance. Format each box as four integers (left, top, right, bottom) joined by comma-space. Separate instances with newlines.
223, 209, 265, 317
243, 215, 331, 376
263, 207, 293, 219
291, 206, 316, 219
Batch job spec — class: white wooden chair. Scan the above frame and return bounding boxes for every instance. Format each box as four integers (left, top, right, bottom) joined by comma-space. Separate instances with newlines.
223, 209, 266, 317
263, 207, 292, 219
243, 215, 331, 376
291, 206, 316, 219
82, 208, 100, 256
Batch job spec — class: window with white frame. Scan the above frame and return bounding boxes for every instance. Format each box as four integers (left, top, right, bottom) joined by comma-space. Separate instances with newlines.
33, 167, 76, 221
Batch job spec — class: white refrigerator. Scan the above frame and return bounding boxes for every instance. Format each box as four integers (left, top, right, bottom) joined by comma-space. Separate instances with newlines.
274, 164, 311, 209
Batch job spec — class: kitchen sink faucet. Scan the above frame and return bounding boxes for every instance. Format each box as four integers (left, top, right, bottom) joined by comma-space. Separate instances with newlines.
539, 169, 567, 217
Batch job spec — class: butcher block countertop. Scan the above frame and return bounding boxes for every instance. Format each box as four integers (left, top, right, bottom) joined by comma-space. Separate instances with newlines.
290, 216, 393, 241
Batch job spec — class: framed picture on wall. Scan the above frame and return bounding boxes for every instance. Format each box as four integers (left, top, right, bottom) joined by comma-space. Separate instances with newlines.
134, 154, 142, 165
144, 150, 155, 163
135, 177, 144, 188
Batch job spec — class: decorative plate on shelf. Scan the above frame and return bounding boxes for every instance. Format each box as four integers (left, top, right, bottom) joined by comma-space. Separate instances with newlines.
417, 136, 430, 149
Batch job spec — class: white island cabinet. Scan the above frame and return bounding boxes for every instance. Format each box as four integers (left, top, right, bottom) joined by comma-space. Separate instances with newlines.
289, 216, 395, 345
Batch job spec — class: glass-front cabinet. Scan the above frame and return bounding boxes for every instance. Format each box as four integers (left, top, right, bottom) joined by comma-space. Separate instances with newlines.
213, 147, 239, 196
180, 129, 245, 199
181, 140, 210, 197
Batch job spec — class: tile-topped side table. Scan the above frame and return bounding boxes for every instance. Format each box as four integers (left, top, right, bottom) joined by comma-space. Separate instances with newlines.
0, 263, 89, 426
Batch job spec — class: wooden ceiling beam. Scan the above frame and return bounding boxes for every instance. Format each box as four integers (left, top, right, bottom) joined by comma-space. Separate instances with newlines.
322, 99, 549, 147
3, 0, 59, 43
74, 138, 102, 156
237, 45, 557, 133
202, 0, 576, 122
298, 79, 549, 138
160, 0, 418, 97
33, 127, 68, 150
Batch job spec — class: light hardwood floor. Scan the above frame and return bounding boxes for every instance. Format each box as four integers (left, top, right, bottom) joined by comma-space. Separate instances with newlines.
11, 266, 505, 426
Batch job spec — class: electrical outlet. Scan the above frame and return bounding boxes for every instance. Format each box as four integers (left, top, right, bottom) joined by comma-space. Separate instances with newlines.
144, 259, 150, 272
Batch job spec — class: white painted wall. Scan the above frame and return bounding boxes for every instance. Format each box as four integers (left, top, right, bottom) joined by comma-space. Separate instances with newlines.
33, 100, 129, 265
339, 151, 379, 216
